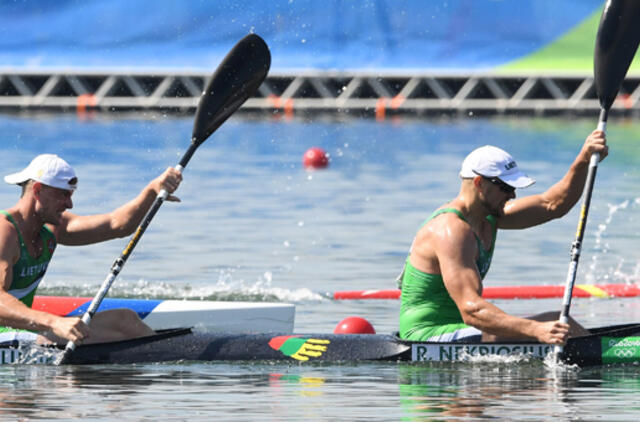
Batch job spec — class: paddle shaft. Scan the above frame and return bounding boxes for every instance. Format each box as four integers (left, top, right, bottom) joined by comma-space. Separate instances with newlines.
80, 166, 186, 322
56, 143, 200, 362
554, 110, 606, 356
91, 142, 198, 307
83, 144, 198, 311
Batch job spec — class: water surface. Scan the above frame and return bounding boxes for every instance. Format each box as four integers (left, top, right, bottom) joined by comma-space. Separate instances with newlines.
1, 114, 640, 420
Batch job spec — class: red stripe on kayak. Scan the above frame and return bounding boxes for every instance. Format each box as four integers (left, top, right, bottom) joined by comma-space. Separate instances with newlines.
32, 296, 92, 316
332, 284, 640, 300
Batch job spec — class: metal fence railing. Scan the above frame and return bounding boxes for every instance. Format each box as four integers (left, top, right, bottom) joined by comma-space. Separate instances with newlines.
2, 70, 639, 118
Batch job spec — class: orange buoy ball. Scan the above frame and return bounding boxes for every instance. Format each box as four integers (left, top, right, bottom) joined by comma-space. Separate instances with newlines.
333, 316, 376, 334
303, 147, 329, 169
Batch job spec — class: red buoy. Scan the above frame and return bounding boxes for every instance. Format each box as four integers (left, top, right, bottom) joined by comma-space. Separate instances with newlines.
303, 147, 329, 169
333, 316, 376, 334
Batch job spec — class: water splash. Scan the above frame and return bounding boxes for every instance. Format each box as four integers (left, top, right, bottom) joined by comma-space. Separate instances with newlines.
8, 343, 59, 365
586, 199, 638, 285
543, 352, 580, 376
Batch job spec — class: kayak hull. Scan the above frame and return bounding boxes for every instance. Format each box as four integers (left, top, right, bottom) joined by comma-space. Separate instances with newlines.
57, 323, 640, 366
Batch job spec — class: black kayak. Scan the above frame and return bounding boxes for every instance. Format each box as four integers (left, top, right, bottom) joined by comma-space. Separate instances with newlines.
45, 323, 640, 366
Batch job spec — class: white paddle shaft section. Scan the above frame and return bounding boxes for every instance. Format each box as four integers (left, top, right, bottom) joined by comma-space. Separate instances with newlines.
597, 120, 607, 132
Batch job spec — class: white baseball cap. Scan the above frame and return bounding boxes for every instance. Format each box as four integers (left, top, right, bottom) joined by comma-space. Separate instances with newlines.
459, 145, 534, 188
4, 154, 78, 191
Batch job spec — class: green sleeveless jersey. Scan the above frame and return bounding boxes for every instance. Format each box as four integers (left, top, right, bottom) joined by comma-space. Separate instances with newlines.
399, 208, 497, 340
1, 210, 56, 308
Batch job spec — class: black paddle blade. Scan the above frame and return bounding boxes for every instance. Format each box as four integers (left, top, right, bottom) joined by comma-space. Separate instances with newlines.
594, 0, 640, 110
191, 33, 271, 146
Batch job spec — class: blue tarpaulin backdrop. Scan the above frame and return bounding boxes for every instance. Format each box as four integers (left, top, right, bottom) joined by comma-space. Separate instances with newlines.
1, 0, 603, 70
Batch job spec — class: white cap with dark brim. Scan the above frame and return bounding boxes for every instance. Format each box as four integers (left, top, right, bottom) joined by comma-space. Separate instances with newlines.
459, 145, 535, 189
4, 154, 78, 191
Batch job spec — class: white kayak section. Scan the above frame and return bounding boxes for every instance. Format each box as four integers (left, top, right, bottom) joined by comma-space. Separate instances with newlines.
143, 300, 295, 332
31, 296, 295, 333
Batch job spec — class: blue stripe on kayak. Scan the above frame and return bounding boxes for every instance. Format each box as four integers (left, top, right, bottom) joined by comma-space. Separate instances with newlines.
66, 298, 162, 319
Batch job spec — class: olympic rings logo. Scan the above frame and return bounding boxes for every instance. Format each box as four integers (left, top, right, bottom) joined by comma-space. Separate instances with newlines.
613, 348, 636, 358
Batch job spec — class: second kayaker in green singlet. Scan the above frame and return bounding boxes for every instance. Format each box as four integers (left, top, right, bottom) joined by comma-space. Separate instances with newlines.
398, 132, 607, 344
399, 208, 496, 342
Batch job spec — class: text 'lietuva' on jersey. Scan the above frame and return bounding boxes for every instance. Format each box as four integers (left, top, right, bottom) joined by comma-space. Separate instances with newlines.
0, 210, 56, 333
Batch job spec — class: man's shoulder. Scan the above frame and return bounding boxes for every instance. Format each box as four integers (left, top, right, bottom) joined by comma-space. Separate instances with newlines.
425, 210, 470, 231
0, 216, 17, 238
0, 217, 20, 259
419, 211, 474, 244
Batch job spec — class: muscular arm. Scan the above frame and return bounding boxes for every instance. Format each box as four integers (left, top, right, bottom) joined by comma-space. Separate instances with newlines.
436, 218, 566, 344
54, 167, 182, 246
498, 130, 608, 229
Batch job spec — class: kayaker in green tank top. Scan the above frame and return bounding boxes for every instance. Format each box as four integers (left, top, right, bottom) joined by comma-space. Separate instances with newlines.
399, 130, 608, 344
400, 208, 496, 342
0, 154, 182, 345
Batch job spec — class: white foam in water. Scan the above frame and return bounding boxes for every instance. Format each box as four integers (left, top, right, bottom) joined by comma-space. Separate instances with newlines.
457, 349, 581, 373
542, 352, 580, 375
14, 343, 58, 365
458, 349, 534, 364
41, 270, 328, 303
